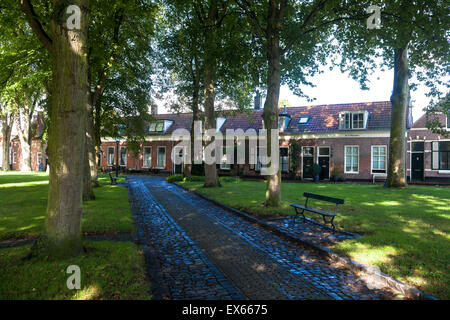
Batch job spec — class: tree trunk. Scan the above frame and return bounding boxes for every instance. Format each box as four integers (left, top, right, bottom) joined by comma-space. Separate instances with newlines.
16, 108, 33, 172
41, 0, 89, 258
1, 113, 12, 171
264, 3, 282, 207
386, 45, 409, 188
203, 1, 220, 188
82, 90, 96, 201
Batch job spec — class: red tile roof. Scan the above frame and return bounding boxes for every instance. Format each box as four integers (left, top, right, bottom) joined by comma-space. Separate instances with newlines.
150, 101, 405, 135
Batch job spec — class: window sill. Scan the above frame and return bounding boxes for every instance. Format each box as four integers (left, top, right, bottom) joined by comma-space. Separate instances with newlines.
438, 170, 450, 174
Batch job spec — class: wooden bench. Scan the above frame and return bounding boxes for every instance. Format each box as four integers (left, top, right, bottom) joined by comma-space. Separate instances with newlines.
109, 172, 117, 185
290, 192, 345, 229
372, 173, 387, 183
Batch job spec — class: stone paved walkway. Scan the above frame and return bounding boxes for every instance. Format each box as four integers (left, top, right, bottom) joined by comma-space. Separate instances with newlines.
129, 176, 392, 300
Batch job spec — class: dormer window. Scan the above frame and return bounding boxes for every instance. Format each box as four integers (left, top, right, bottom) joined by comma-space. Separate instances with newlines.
278, 106, 291, 132
340, 111, 368, 130
216, 117, 226, 132
148, 120, 173, 134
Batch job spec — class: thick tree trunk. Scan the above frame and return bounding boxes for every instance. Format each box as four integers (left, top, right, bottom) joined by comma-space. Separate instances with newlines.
387, 45, 409, 188
263, 3, 282, 207
42, 0, 89, 258
203, 1, 220, 188
1, 114, 12, 171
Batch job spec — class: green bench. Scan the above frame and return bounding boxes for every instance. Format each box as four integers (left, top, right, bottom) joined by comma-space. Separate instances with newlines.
290, 192, 345, 229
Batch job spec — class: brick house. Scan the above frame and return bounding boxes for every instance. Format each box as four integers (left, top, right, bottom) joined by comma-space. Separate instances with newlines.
0, 112, 47, 171
99, 101, 423, 182
406, 113, 450, 182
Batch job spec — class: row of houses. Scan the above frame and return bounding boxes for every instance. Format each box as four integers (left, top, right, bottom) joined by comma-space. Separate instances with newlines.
1, 101, 449, 182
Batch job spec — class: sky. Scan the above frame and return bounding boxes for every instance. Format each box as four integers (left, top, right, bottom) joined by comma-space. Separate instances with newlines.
156, 65, 446, 124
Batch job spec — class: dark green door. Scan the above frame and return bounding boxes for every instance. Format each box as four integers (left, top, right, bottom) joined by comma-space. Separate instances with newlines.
411, 153, 424, 181
318, 157, 330, 180
303, 157, 314, 179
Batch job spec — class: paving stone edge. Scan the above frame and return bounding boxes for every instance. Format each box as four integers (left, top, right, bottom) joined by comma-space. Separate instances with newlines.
173, 182, 438, 301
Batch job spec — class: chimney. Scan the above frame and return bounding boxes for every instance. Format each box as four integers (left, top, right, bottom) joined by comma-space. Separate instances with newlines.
254, 92, 262, 110
151, 104, 158, 116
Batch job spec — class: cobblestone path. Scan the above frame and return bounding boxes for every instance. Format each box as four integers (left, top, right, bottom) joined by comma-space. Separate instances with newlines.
129, 176, 391, 300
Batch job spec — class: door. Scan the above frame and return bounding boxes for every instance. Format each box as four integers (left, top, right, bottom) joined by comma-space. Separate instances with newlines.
302, 147, 314, 179
318, 147, 330, 180
318, 157, 330, 180
411, 153, 424, 181
174, 147, 184, 174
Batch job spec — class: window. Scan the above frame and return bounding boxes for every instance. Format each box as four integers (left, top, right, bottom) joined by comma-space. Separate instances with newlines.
447, 115, 450, 129
303, 147, 314, 156
149, 121, 165, 133
220, 146, 231, 170
143, 147, 152, 168
340, 112, 367, 130
371, 146, 387, 173
12, 152, 16, 164
298, 116, 310, 124
157, 147, 166, 168
249, 145, 257, 170
107, 147, 115, 166
411, 142, 424, 152
120, 147, 127, 166
256, 146, 267, 171
345, 146, 359, 173
280, 147, 289, 173
432, 141, 450, 170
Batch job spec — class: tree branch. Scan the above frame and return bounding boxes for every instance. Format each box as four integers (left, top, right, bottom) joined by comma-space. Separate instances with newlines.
20, 0, 53, 53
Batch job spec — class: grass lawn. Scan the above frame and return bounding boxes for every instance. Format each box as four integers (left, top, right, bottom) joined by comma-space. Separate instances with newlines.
0, 172, 151, 300
180, 177, 450, 299
0, 172, 132, 240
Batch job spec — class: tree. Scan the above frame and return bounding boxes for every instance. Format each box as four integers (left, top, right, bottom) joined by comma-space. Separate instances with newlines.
156, 1, 205, 177
0, 0, 50, 172
82, 0, 156, 200
20, 0, 89, 258
237, 0, 342, 206
334, 0, 449, 187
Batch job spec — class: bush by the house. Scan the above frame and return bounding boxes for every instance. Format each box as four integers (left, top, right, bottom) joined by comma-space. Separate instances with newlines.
166, 174, 184, 183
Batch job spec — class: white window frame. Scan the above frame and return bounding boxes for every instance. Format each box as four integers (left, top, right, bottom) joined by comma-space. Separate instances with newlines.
156, 146, 166, 169
340, 111, 368, 130
120, 147, 127, 166
143, 146, 152, 168
371, 145, 387, 173
107, 147, 115, 166
12, 152, 17, 164
344, 145, 359, 174
37, 152, 43, 169
220, 146, 231, 170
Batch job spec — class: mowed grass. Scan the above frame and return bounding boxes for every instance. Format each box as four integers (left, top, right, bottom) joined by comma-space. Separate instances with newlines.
180, 177, 450, 299
0, 241, 150, 300
0, 172, 150, 300
0, 172, 132, 240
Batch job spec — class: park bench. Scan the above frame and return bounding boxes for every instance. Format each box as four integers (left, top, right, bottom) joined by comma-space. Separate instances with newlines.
109, 172, 117, 185
372, 172, 387, 183
290, 192, 345, 229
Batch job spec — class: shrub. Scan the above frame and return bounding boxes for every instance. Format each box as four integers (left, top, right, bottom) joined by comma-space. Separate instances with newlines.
183, 175, 205, 182
312, 163, 322, 175
331, 167, 341, 177
166, 174, 184, 183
